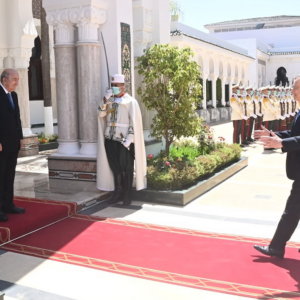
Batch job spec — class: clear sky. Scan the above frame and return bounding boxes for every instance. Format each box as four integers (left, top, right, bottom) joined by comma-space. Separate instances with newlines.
176, 0, 300, 32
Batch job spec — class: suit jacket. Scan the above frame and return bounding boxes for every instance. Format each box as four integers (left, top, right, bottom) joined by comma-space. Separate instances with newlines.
276, 112, 300, 180
0, 85, 23, 153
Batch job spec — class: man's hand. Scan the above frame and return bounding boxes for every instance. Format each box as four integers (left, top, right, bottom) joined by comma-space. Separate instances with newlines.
0, 143, 2, 152
104, 89, 113, 102
259, 131, 283, 149
254, 125, 270, 139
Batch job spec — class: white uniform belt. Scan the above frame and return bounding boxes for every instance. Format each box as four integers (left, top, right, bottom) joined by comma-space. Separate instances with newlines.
107, 122, 129, 127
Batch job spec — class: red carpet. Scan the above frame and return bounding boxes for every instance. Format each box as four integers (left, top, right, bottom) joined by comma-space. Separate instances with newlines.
1, 214, 300, 299
0, 196, 76, 244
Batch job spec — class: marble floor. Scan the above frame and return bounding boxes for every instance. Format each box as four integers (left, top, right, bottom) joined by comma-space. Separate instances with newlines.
0, 122, 298, 300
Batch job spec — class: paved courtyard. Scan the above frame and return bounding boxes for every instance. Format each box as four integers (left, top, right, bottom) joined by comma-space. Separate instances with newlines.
0, 121, 297, 300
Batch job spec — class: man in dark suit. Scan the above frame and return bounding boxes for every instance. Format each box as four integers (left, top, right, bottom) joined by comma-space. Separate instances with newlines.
0, 69, 25, 222
253, 77, 300, 258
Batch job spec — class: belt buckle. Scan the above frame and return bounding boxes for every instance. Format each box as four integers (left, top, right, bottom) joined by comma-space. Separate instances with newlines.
111, 122, 116, 127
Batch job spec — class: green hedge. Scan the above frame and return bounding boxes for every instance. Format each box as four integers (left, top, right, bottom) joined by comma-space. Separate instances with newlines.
147, 144, 241, 191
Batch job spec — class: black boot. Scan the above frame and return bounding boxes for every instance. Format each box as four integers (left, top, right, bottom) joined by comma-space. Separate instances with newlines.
110, 174, 123, 204
121, 172, 133, 206
122, 191, 131, 206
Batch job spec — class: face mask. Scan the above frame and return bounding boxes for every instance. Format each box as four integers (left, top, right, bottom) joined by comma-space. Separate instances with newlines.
112, 86, 121, 95
237, 90, 240, 96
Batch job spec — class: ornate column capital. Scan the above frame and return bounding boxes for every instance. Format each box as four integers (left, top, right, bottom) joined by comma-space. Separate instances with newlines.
46, 9, 75, 45
71, 6, 106, 43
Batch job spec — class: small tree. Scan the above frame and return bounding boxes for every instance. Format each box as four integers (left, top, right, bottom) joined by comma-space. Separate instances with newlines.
137, 44, 202, 156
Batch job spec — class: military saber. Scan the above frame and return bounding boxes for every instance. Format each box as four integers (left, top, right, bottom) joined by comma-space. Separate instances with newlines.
100, 31, 110, 88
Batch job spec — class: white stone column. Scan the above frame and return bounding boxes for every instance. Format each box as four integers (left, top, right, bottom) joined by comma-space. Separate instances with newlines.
212, 77, 217, 108
46, 12, 80, 155
221, 78, 226, 106
228, 80, 233, 97
74, 7, 106, 157
202, 75, 207, 109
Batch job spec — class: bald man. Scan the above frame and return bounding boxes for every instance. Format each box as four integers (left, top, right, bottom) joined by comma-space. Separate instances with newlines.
0, 69, 25, 222
254, 77, 300, 258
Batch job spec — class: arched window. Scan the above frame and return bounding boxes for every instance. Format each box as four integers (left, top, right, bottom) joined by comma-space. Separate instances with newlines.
28, 36, 44, 100
275, 67, 289, 87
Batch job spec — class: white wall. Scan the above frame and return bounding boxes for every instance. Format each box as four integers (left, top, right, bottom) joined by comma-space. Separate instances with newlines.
267, 55, 300, 85
100, 0, 133, 94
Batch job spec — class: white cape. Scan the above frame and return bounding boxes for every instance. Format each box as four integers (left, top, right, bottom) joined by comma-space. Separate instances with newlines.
97, 94, 147, 191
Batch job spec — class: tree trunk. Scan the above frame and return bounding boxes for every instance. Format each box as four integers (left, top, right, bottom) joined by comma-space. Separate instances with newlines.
165, 137, 172, 157
40, 2, 54, 135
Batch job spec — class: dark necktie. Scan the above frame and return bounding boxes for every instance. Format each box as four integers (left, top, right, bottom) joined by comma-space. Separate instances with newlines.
7, 93, 15, 110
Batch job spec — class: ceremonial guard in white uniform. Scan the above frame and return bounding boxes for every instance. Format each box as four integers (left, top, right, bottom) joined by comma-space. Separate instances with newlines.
97, 74, 147, 205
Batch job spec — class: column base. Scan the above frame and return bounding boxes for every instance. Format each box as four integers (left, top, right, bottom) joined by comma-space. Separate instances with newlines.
79, 142, 97, 157
48, 155, 96, 182
57, 141, 80, 155
197, 107, 231, 124
19, 134, 39, 157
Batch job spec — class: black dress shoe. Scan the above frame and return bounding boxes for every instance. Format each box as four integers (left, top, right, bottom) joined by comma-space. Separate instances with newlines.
253, 245, 284, 258
3, 206, 25, 214
0, 211, 8, 222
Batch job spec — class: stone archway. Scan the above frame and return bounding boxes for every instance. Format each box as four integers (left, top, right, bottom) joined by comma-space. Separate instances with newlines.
28, 36, 43, 100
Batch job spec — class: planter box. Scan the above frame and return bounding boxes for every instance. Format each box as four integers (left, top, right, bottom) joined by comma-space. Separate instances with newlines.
132, 157, 248, 206
39, 141, 58, 151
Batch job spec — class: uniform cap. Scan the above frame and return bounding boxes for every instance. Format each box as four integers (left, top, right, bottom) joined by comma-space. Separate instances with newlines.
111, 74, 125, 83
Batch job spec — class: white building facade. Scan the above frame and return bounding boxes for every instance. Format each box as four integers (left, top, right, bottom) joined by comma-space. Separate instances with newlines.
1, 2, 300, 181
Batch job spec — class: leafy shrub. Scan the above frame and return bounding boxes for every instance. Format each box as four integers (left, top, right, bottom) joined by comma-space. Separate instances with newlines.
38, 133, 58, 144
147, 143, 242, 191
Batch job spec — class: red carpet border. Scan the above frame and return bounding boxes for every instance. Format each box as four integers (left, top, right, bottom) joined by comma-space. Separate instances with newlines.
0, 196, 77, 244
1, 212, 300, 299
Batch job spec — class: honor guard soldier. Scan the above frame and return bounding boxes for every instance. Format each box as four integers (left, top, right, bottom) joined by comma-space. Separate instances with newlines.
284, 87, 293, 129
245, 86, 256, 143
97, 74, 147, 205
230, 85, 244, 144
289, 86, 296, 127
262, 86, 276, 131
240, 86, 249, 145
270, 86, 280, 131
254, 88, 263, 130
287, 87, 299, 118
278, 86, 287, 131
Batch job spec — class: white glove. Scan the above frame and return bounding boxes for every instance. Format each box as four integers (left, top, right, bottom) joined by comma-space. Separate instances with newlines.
104, 89, 113, 101
122, 139, 131, 149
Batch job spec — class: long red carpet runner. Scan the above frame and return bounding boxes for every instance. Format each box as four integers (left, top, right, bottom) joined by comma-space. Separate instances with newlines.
0, 196, 76, 243
1, 197, 300, 299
